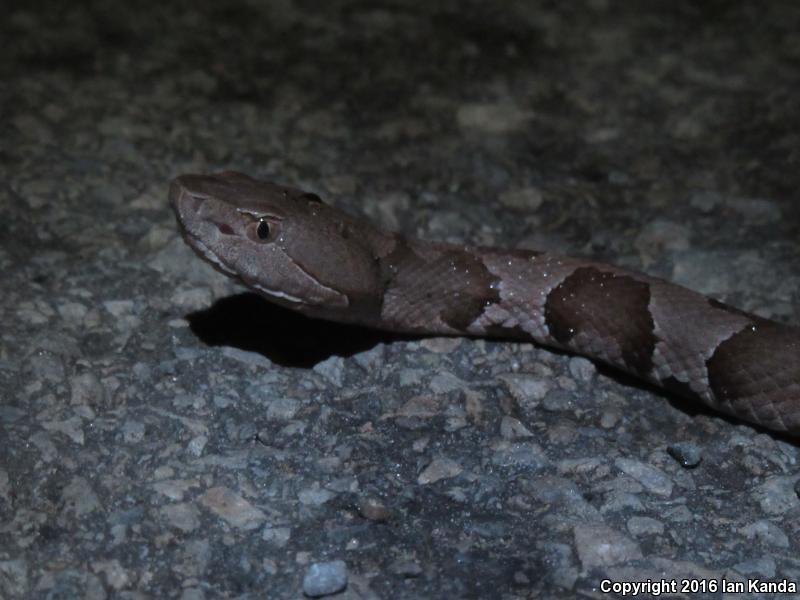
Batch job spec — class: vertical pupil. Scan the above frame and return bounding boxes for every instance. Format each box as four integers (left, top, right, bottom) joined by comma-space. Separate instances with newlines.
257, 220, 270, 240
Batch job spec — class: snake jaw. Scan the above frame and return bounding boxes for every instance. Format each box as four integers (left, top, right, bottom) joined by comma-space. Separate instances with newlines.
170, 173, 350, 311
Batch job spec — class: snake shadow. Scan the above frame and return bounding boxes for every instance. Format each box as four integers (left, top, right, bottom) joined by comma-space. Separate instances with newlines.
186, 292, 416, 368
595, 364, 799, 444
187, 293, 797, 444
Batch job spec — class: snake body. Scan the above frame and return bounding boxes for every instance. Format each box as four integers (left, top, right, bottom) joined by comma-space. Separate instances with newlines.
170, 171, 800, 434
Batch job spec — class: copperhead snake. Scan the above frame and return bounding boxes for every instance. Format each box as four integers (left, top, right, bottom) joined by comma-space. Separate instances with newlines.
169, 171, 800, 435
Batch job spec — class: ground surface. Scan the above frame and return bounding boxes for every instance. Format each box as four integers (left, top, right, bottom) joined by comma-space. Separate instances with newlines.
1, 1, 800, 598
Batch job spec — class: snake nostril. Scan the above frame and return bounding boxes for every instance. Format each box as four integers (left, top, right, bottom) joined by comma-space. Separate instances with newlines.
217, 223, 234, 235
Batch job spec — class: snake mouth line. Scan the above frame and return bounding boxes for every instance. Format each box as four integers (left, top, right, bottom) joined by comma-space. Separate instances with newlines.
179, 228, 238, 279
180, 228, 308, 306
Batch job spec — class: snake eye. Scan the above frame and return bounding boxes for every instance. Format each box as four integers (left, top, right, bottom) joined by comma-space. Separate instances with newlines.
243, 213, 281, 243
256, 219, 270, 240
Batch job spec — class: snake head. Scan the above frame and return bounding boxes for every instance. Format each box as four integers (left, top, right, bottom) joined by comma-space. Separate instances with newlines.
170, 171, 385, 319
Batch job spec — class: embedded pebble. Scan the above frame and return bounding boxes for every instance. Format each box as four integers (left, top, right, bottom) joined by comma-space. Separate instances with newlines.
498, 186, 543, 211
419, 337, 463, 353
664, 505, 694, 523
556, 457, 604, 477
671, 250, 734, 297
199, 487, 266, 529
27, 353, 65, 383
29, 432, 58, 463
429, 372, 464, 393
418, 457, 463, 484
121, 420, 146, 444
302, 560, 348, 597
388, 558, 423, 578
734, 555, 776, 579
634, 219, 690, 255
499, 416, 533, 439
573, 524, 643, 568
626, 516, 664, 536
266, 398, 301, 421
0, 559, 29, 598
61, 477, 101, 517
491, 441, 549, 470
312, 355, 344, 386
0, 470, 8, 503
160, 503, 200, 533
42, 417, 85, 445
599, 409, 621, 429
392, 395, 440, 419
456, 101, 533, 133
524, 476, 600, 521
398, 368, 425, 387
103, 299, 135, 318
358, 496, 391, 522
542, 389, 574, 412
57, 301, 88, 325
690, 190, 722, 212
352, 344, 385, 371
221, 346, 272, 368
498, 374, 550, 407
298, 486, 335, 506
727, 196, 781, 222
614, 458, 674, 497
187, 434, 208, 456
170, 286, 213, 310
262, 526, 291, 547
740, 520, 789, 549
667, 441, 703, 468
753, 476, 800, 515
92, 559, 131, 592
16, 300, 55, 325
180, 587, 206, 600
69, 372, 107, 408
152, 479, 199, 501
602, 491, 645, 514
567, 357, 595, 382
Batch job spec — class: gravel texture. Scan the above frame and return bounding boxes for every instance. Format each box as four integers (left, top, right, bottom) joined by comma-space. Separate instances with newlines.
1, 1, 799, 599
